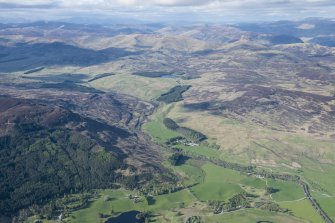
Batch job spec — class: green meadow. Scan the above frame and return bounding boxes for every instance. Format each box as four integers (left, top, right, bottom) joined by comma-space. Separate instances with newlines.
91, 73, 177, 101
203, 209, 305, 223
143, 105, 182, 142
67, 189, 197, 223
280, 199, 324, 223
267, 180, 305, 202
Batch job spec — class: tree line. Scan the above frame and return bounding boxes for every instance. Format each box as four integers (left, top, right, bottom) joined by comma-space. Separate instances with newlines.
163, 118, 207, 142
158, 85, 191, 103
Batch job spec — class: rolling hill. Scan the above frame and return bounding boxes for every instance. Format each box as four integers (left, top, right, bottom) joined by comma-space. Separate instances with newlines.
0, 19, 335, 223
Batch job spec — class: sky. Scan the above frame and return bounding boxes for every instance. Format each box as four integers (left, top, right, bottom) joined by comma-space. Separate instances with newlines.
0, 0, 334, 23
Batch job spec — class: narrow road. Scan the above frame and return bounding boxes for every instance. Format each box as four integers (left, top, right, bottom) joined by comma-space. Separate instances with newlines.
300, 181, 333, 223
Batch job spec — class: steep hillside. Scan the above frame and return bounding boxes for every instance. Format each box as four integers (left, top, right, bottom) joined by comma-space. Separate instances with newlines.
0, 42, 136, 72
0, 94, 168, 216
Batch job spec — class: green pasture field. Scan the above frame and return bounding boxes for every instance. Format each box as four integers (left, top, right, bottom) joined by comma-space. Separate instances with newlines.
143, 105, 182, 142
64, 189, 197, 223
91, 73, 177, 100
267, 180, 305, 202
280, 199, 324, 223
203, 209, 305, 223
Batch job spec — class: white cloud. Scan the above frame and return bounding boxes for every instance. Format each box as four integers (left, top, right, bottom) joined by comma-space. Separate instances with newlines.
0, 0, 334, 22
1, 0, 53, 5
0, 0, 333, 8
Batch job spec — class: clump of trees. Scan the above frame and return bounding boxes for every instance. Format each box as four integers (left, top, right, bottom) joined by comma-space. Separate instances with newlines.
208, 193, 250, 214
12, 193, 93, 222
185, 216, 202, 223
145, 195, 155, 205
165, 136, 185, 146
133, 71, 173, 78
139, 181, 186, 197
208, 201, 225, 214
158, 85, 191, 103
163, 118, 207, 142
258, 202, 288, 213
255, 170, 301, 182
265, 187, 279, 195
225, 193, 250, 210
88, 73, 114, 82
178, 127, 207, 142
169, 153, 188, 166
136, 211, 151, 222
41, 80, 104, 93
164, 118, 180, 130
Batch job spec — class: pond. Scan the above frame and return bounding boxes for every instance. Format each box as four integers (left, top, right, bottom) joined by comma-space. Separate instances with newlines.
105, 211, 145, 223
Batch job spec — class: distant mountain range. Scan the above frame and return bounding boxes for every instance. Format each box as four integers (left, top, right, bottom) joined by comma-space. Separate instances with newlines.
236, 18, 335, 37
